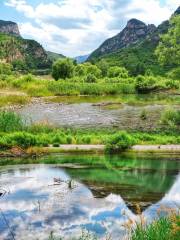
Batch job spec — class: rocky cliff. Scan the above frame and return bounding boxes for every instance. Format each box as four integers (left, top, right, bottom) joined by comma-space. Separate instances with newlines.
88, 6, 179, 75
0, 20, 20, 37
0, 20, 50, 69
89, 6, 179, 61
89, 19, 156, 59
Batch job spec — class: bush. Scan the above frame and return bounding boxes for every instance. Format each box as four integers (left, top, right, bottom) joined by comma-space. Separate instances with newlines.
106, 131, 136, 152
84, 63, 102, 78
3, 132, 37, 148
0, 62, 12, 75
161, 109, 180, 128
85, 74, 97, 83
167, 67, 180, 80
52, 58, 74, 80
0, 111, 24, 132
107, 66, 129, 78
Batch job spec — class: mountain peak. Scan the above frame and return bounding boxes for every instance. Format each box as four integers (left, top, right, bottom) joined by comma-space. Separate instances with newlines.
0, 20, 21, 37
127, 18, 146, 28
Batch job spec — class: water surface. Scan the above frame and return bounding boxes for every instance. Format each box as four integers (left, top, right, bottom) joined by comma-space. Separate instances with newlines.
0, 153, 180, 239
17, 94, 180, 130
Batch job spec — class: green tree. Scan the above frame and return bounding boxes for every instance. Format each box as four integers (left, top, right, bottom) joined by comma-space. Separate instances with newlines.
107, 66, 129, 78
74, 64, 86, 76
83, 63, 102, 78
97, 59, 109, 77
155, 15, 180, 67
52, 58, 74, 80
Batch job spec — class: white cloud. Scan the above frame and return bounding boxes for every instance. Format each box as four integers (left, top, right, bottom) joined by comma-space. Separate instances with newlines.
4, 0, 179, 56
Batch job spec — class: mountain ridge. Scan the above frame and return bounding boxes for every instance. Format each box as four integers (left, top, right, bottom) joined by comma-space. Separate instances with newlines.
88, 6, 180, 75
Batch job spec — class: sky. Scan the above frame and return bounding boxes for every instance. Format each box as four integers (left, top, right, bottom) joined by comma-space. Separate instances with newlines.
0, 0, 179, 57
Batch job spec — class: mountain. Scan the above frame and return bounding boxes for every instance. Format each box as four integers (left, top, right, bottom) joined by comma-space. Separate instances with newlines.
0, 20, 20, 37
46, 51, 66, 62
0, 20, 50, 70
89, 19, 156, 59
75, 54, 90, 63
88, 6, 180, 75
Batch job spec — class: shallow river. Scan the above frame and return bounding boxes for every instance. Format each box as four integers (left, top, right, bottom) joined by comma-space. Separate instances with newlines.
0, 153, 180, 239
17, 94, 180, 130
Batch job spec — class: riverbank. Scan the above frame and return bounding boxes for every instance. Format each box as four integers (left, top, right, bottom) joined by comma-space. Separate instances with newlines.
1, 144, 180, 158
44, 144, 180, 153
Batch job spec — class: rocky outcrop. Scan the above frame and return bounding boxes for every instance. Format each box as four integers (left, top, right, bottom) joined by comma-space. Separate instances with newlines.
89, 19, 156, 59
88, 6, 180, 61
0, 20, 20, 37
0, 20, 51, 69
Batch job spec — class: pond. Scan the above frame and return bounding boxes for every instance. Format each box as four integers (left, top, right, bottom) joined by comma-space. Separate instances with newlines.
17, 94, 180, 130
0, 153, 180, 239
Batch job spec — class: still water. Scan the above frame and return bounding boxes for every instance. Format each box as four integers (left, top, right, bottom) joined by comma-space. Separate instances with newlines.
0, 153, 180, 239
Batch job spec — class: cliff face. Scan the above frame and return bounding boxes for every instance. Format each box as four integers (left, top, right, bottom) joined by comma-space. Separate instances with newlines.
0, 20, 20, 37
0, 20, 50, 69
89, 19, 156, 59
88, 6, 180, 61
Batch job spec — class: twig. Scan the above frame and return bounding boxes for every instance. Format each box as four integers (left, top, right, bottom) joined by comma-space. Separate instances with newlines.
0, 208, 15, 240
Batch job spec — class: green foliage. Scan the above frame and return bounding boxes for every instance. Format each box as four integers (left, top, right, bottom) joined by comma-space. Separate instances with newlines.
167, 67, 180, 80
92, 40, 166, 76
107, 66, 129, 78
52, 58, 74, 80
134, 75, 178, 93
156, 15, 180, 67
85, 74, 97, 83
3, 132, 37, 148
0, 62, 12, 75
84, 63, 102, 78
140, 109, 148, 120
106, 131, 137, 152
96, 59, 109, 77
131, 215, 180, 240
0, 33, 50, 71
161, 108, 180, 128
0, 95, 29, 107
0, 111, 24, 132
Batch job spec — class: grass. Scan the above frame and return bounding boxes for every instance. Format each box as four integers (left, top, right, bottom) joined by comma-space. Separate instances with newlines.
0, 112, 179, 150
45, 212, 180, 240
1, 72, 179, 98
0, 95, 30, 107
131, 213, 180, 240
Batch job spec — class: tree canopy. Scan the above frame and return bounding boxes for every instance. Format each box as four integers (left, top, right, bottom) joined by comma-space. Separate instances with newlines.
52, 58, 74, 80
155, 15, 180, 67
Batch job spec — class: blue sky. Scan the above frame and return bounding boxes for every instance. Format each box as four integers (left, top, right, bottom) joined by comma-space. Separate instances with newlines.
0, 0, 179, 57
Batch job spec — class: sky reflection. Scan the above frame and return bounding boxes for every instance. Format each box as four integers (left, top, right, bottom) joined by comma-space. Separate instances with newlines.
0, 164, 179, 240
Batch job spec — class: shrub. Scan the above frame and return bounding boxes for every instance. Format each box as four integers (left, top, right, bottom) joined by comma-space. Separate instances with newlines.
0, 111, 24, 132
85, 74, 97, 83
4, 132, 37, 148
52, 58, 74, 80
107, 66, 129, 78
52, 143, 60, 147
0, 62, 12, 75
84, 63, 102, 78
161, 109, 180, 128
167, 67, 180, 80
140, 109, 148, 120
106, 131, 136, 152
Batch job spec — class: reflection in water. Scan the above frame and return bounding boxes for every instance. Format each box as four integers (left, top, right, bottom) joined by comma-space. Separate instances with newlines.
0, 154, 179, 240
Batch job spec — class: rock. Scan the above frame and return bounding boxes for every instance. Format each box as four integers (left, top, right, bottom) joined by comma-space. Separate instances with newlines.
0, 20, 20, 37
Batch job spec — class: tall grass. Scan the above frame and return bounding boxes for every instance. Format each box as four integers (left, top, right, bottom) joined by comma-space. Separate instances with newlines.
131, 214, 180, 240
0, 111, 24, 132
0, 95, 29, 107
